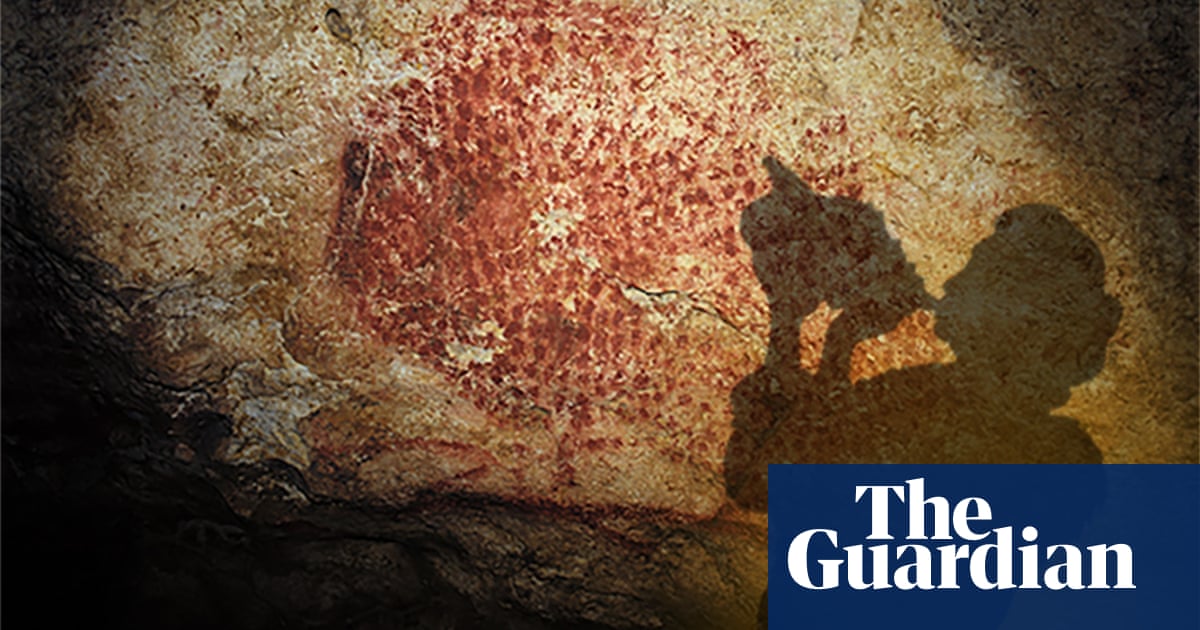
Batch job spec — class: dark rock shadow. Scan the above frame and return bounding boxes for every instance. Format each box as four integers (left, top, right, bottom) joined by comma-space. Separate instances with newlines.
935, 1, 1197, 213
725, 159, 1122, 512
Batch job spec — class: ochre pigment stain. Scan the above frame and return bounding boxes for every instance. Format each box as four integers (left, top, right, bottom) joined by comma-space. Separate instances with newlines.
329, 0, 866, 484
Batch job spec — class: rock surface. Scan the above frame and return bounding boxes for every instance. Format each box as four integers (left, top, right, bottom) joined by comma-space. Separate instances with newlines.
3, 0, 1196, 627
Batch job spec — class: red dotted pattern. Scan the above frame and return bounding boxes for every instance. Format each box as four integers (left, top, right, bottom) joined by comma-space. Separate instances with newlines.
329, 0, 866, 478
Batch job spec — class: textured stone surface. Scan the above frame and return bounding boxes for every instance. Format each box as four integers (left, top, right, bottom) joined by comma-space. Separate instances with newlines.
3, 0, 1196, 627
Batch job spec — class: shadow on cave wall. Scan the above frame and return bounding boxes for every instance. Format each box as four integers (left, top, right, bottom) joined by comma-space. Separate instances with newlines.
725, 158, 1122, 511
934, 1, 1198, 417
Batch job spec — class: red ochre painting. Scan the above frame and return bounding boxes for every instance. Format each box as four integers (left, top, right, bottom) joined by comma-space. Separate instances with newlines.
309, 0, 914, 516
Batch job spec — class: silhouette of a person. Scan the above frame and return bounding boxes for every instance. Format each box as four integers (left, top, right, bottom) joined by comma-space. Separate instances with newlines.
731, 199, 1118, 629
844, 205, 1121, 464
726, 163, 1121, 508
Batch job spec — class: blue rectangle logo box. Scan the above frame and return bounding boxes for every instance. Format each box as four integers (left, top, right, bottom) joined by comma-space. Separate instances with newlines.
768, 465, 1199, 629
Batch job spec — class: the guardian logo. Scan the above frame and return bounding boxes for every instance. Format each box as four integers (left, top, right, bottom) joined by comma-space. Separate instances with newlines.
768, 465, 1199, 629
787, 478, 1134, 591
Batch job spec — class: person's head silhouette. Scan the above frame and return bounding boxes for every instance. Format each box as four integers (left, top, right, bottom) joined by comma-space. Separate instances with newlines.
936, 205, 1122, 410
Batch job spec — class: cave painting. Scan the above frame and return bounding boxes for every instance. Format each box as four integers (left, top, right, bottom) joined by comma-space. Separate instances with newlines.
324, 0, 786, 502
726, 161, 1122, 511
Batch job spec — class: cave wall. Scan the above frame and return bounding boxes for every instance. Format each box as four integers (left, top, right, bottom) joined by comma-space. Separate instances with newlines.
3, 0, 1195, 627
